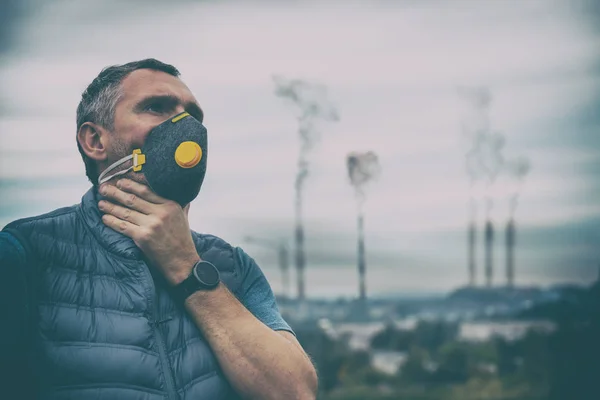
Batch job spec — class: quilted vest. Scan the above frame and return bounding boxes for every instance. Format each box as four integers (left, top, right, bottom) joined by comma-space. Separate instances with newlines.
5, 188, 242, 400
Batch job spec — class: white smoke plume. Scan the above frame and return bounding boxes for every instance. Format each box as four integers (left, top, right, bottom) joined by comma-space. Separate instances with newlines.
273, 75, 339, 197
505, 156, 532, 218
457, 86, 506, 219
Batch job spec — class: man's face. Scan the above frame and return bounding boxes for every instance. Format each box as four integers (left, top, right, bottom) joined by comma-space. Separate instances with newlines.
104, 69, 204, 185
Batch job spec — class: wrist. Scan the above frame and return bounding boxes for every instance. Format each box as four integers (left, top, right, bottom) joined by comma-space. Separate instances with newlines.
184, 282, 224, 304
167, 254, 201, 286
172, 259, 221, 303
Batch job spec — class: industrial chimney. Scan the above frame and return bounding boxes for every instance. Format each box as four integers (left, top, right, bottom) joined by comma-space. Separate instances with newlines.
468, 220, 476, 286
272, 75, 339, 303
357, 214, 366, 301
485, 220, 494, 287
295, 219, 306, 301
505, 218, 515, 288
277, 244, 291, 299
346, 151, 380, 303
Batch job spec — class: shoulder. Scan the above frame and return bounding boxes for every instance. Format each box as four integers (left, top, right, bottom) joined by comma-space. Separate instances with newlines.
2, 205, 78, 258
0, 230, 32, 292
190, 231, 253, 269
190, 232, 237, 268
190, 232, 248, 292
191, 231, 234, 251
192, 231, 254, 264
3, 205, 78, 232
0, 231, 26, 262
189, 231, 265, 286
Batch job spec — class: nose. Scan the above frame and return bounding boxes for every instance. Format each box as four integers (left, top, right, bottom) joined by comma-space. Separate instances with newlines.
174, 104, 186, 116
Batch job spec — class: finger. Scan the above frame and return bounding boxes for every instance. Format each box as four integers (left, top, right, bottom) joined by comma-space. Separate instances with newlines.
101, 214, 139, 238
98, 200, 147, 226
100, 183, 154, 214
116, 179, 167, 204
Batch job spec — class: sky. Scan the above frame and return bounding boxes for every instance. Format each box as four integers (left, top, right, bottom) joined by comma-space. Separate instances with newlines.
0, 0, 599, 298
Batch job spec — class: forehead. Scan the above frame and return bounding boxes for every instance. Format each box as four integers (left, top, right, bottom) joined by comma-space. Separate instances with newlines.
119, 69, 198, 106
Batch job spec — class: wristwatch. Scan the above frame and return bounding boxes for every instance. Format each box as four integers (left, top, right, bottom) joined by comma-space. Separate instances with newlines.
173, 260, 220, 301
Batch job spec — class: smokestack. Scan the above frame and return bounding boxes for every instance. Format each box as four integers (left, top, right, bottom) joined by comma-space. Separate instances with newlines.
505, 156, 531, 291
357, 213, 366, 301
277, 244, 291, 299
273, 75, 339, 302
457, 87, 502, 289
468, 220, 476, 286
243, 236, 292, 299
295, 217, 306, 301
506, 218, 515, 289
346, 151, 380, 302
294, 182, 306, 301
485, 220, 494, 287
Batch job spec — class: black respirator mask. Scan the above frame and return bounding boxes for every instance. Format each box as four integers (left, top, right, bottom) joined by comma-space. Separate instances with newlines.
98, 112, 208, 206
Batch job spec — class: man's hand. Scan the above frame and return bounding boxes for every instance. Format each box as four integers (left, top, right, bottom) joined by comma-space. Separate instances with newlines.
99, 179, 317, 400
98, 179, 199, 285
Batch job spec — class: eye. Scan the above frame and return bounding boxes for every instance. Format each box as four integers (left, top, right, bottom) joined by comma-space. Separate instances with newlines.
143, 102, 167, 114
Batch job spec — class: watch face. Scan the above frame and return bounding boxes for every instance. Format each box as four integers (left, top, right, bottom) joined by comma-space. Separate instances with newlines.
193, 261, 220, 287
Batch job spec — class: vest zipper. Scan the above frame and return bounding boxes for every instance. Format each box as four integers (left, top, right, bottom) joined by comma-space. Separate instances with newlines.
153, 320, 180, 400
143, 266, 180, 400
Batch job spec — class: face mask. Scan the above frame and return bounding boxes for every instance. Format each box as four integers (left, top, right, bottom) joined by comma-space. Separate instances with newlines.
98, 111, 208, 206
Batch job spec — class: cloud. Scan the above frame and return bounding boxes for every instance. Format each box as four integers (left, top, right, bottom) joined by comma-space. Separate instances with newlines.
1, 0, 599, 294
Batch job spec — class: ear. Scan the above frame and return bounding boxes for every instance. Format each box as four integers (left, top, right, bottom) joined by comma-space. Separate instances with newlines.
77, 122, 108, 162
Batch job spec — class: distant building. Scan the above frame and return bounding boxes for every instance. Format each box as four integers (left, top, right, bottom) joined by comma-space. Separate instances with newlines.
371, 351, 407, 375
333, 322, 387, 350
458, 320, 556, 342
319, 319, 418, 351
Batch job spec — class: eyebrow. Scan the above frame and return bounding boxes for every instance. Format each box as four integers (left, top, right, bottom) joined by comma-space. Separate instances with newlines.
134, 94, 204, 122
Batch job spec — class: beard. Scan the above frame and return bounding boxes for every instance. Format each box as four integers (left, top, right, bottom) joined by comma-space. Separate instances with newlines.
102, 135, 149, 186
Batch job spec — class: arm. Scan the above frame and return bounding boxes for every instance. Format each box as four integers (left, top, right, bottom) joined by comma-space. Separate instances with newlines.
0, 231, 33, 397
181, 249, 317, 400
98, 179, 317, 400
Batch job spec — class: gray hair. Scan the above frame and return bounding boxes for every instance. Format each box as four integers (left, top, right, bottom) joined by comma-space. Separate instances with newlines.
76, 58, 180, 185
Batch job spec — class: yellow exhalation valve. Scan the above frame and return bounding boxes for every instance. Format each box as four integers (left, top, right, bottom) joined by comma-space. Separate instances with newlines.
175, 141, 202, 168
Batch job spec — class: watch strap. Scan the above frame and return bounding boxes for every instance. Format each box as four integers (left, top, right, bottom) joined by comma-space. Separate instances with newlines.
172, 260, 219, 302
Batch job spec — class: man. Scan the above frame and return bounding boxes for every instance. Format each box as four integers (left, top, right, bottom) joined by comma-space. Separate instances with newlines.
0, 59, 317, 400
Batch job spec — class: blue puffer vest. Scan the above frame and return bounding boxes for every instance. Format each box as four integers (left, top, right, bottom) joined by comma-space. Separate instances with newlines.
5, 188, 242, 400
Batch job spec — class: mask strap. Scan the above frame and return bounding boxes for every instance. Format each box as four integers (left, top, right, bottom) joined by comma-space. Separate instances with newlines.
98, 154, 134, 185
